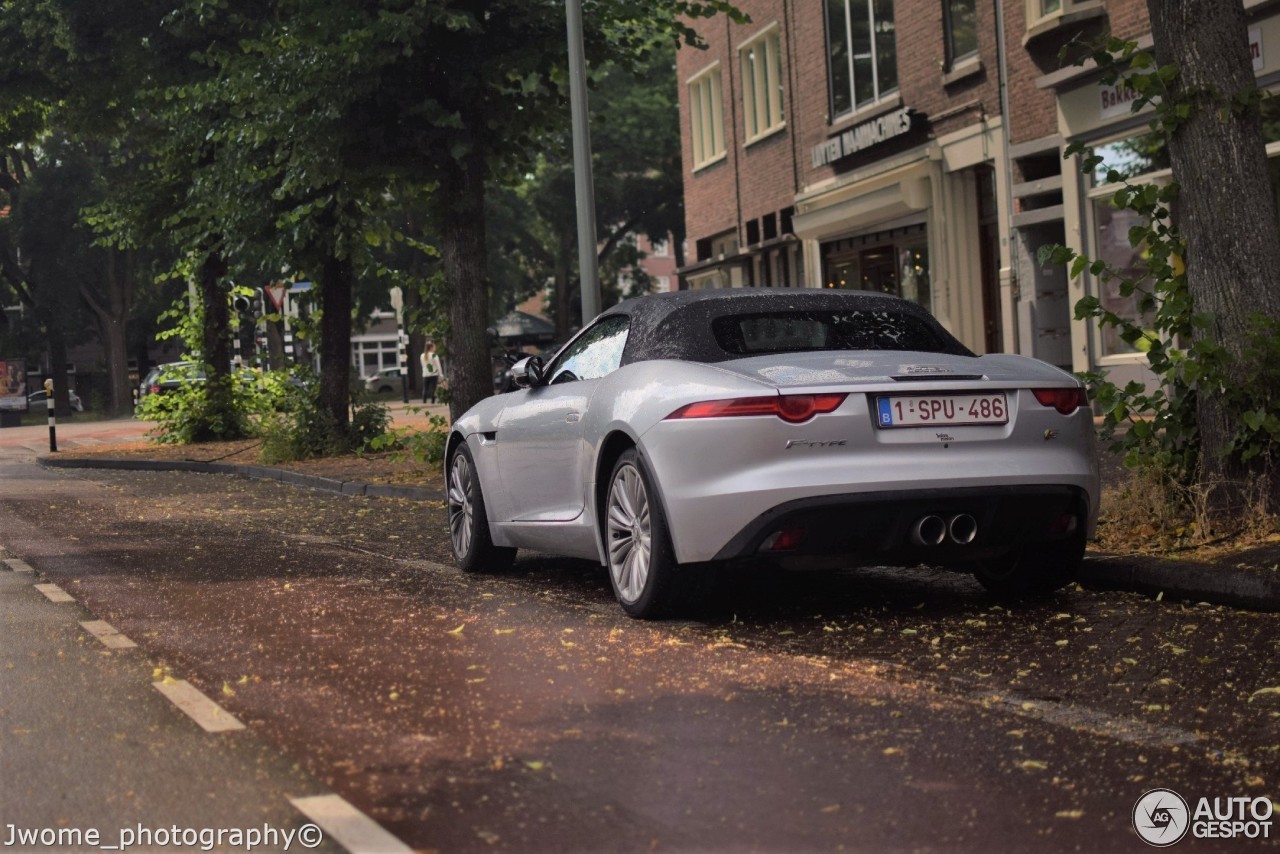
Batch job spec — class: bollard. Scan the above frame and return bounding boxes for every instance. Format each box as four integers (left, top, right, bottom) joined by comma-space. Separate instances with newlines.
43, 378, 57, 453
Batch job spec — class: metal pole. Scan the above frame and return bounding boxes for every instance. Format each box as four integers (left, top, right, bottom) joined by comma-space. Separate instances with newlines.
566, 0, 601, 322
43, 378, 56, 453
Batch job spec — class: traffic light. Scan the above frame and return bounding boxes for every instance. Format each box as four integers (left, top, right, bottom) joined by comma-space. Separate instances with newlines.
233, 294, 252, 313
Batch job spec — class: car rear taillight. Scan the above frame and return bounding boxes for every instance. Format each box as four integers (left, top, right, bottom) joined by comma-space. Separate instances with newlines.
666, 393, 848, 424
149, 384, 161, 394
1031, 387, 1088, 415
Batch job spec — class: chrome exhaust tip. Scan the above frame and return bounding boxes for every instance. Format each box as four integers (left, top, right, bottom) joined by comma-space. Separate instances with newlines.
948, 513, 978, 544
910, 515, 947, 546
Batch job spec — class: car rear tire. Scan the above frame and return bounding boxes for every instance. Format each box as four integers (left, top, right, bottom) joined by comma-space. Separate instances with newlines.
604, 449, 714, 619
448, 443, 516, 573
972, 531, 1084, 596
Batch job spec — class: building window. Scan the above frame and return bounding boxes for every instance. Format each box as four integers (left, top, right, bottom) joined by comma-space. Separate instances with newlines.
825, 0, 898, 119
1085, 130, 1170, 359
740, 25, 785, 143
1026, 0, 1102, 32
688, 64, 726, 170
943, 0, 977, 69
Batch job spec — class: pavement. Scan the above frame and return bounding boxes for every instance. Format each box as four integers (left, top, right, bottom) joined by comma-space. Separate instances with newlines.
6, 408, 1279, 614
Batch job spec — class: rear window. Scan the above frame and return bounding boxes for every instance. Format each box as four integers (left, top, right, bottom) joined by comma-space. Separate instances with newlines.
712, 310, 962, 356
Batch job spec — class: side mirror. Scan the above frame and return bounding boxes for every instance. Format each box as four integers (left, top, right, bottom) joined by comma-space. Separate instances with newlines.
510, 356, 545, 389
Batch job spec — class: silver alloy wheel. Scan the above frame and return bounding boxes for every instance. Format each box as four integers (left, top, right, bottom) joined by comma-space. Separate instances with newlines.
607, 462, 652, 604
448, 452, 474, 559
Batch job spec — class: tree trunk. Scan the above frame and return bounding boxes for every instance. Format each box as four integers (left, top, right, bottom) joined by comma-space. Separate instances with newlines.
317, 253, 354, 439
80, 248, 134, 416
554, 226, 573, 342
1149, 0, 1280, 512
440, 145, 495, 421
196, 252, 242, 441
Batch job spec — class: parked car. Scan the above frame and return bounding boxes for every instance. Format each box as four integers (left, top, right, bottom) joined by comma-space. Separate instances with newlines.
445, 289, 1099, 619
364, 367, 402, 393
27, 389, 84, 412
139, 361, 205, 397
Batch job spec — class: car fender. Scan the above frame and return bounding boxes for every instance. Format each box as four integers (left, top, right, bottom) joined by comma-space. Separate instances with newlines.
578, 360, 775, 563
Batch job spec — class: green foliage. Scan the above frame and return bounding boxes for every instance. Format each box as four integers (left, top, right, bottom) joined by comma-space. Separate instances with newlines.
138, 363, 254, 445
258, 382, 392, 463
367, 412, 450, 466
1043, 35, 1280, 494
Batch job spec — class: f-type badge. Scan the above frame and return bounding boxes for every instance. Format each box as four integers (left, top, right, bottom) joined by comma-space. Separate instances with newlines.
784, 439, 848, 450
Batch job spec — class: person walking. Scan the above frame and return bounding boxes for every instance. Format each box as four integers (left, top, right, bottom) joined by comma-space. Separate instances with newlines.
421, 342, 442, 404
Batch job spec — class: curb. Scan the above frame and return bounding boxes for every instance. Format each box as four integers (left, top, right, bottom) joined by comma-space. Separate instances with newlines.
1080, 553, 1280, 613
37, 455, 444, 503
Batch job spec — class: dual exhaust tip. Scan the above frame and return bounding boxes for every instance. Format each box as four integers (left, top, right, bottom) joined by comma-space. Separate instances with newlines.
910, 513, 977, 546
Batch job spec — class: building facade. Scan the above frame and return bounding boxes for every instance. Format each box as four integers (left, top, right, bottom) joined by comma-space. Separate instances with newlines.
676, 0, 1280, 380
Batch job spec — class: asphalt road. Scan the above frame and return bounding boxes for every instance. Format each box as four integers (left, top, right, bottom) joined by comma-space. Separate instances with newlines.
1, 446, 1278, 852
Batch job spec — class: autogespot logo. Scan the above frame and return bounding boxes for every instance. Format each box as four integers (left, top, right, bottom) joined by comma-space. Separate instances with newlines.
1134, 788, 1190, 847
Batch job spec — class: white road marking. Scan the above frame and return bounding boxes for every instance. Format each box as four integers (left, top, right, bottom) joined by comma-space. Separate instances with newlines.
153, 680, 246, 733
34, 583, 74, 603
79, 619, 138, 649
974, 690, 1202, 748
288, 794, 413, 854
3, 558, 34, 572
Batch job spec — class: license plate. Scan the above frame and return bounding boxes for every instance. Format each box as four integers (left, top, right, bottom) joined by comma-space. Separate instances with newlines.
876, 393, 1008, 428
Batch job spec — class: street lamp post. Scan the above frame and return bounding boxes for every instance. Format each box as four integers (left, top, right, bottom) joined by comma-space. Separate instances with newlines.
566, 0, 602, 323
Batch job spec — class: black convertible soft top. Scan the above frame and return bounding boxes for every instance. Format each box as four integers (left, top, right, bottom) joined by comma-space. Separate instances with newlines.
601, 288, 973, 366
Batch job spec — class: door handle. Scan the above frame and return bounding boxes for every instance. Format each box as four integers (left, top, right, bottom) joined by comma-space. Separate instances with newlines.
566, 412, 581, 423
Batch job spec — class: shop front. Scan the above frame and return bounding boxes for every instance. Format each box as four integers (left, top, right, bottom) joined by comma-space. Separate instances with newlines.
792, 116, 1010, 356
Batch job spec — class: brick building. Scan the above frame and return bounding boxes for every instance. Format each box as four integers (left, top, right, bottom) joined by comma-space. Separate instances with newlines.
675, 0, 1280, 382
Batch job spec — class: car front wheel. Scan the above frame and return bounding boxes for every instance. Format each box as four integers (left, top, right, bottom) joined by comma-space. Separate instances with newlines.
447, 443, 515, 573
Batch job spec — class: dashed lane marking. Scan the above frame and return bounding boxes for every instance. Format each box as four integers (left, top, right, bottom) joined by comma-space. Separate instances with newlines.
288, 794, 413, 854
79, 619, 138, 650
973, 689, 1203, 749
3, 558, 33, 572
34, 582, 74, 603
153, 680, 246, 733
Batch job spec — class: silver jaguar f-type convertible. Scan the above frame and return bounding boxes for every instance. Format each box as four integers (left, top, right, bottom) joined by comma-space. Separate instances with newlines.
446, 289, 1099, 618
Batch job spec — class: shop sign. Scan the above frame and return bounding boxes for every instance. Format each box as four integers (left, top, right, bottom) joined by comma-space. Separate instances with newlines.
1100, 29, 1261, 121
812, 107, 919, 168
1, 358, 28, 411
1098, 79, 1144, 121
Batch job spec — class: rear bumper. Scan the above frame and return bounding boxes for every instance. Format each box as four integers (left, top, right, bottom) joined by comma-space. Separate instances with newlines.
710, 485, 1089, 568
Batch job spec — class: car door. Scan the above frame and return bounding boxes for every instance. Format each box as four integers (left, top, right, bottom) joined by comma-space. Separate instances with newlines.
496, 315, 630, 521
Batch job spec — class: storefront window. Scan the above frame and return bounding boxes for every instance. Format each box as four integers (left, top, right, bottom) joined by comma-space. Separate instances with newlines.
899, 240, 931, 309
1093, 200, 1152, 357
1090, 131, 1169, 185
821, 230, 930, 311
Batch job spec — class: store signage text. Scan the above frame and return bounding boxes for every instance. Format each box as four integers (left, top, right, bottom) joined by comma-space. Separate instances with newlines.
812, 107, 917, 168
1099, 28, 1262, 121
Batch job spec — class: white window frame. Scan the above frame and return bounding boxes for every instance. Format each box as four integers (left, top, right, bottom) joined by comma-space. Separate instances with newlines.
827, 0, 899, 119
942, 0, 979, 69
1026, 0, 1103, 33
688, 63, 727, 171
739, 24, 786, 144
1083, 131, 1172, 364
